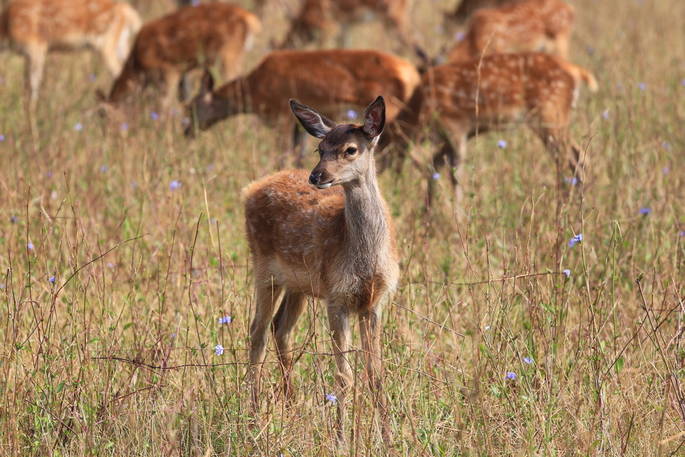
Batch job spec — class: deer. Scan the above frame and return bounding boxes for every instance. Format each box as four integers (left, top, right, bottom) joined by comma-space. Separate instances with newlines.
446, 0, 575, 63
105, 3, 260, 112
0, 0, 142, 114
185, 49, 421, 164
243, 96, 399, 446
279, 0, 414, 51
380, 52, 598, 208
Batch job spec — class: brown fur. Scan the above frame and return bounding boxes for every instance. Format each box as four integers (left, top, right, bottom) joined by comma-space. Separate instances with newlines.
446, 0, 516, 24
1, 0, 141, 112
245, 98, 398, 445
382, 52, 598, 206
107, 3, 260, 108
447, 0, 575, 62
280, 0, 412, 50
186, 49, 420, 160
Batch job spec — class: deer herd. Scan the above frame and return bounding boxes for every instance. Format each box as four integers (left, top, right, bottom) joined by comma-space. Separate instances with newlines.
1, 0, 598, 446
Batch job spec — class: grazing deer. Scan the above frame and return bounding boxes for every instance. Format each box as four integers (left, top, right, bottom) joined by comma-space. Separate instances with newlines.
0, 0, 141, 113
381, 52, 598, 207
106, 3, 260, 110
185, 49, 420, 163
244, 96, 399, 445
444, 0, 515, 25
279, 0, 413, 51
446, 0, 575, 63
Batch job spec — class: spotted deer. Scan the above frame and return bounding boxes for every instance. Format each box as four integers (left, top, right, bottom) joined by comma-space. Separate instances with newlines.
381, 52, 598, 207
279, 0, 414, 51
446, 0, 575, 63
106, 3, 260, 110
243, 96, 398, 445
0, 0, 141, 113
185, 49, 420, 163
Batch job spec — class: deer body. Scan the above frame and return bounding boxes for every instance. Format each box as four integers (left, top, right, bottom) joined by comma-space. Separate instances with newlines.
280, 0, 412, 50
107, 3, 260, 108
384, 52, 597, 206
447, 0, 574, 62
186, 49, 420, 161
0, 0, 141, 112
244, 97, 398, 445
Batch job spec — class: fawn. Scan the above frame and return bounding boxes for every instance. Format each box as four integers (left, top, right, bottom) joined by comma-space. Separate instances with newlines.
381, 52, 598, 207
446, 0, 575, 63
279, 0, 413, 51
0, 0, 141, 113
185, 49, 420, 163
243, 96, 399, 445
106, 3, 260, 110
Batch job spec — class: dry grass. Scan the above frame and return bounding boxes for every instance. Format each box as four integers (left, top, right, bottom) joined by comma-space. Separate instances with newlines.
1, 0, 684, 455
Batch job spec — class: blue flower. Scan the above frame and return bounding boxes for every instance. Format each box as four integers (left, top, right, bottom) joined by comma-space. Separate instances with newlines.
218, 315, 233, 325
100, 164, 109, 173
150, 111, 160, 121
523, 357, 534, 364
568, 234, 583, 247
0, 134, 5, 142
346, 109, 358, 120
120, 122, 129, 132
432, 172, 440, 180
637, 82, 647, 91
325, 393, 337, 404
639, 207, 651, 216
48, 275, 56, 284
505, 371, 517, 380
214, 344, 224, 356
497, 139, 507, 149
562, 269, 571, 278
601, 109, 610, 120
73, 122, 83, 132
564, 177, 578, 186
169, 180, 182, 190
10, 215, 18, 224
454, 31, 466, 42
679, 231, 685, 237
27, 242, 34, 250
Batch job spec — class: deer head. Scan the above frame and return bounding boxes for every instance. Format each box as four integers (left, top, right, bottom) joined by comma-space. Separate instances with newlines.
184, 70, 232, 137
290, 96, 386, 189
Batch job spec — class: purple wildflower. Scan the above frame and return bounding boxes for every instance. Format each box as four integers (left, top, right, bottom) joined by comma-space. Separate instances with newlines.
523, 357, 534, 364
150, 111, 160, 121
214, 344, 224, 356
10, 215, 18, 224
27, 242, 34, 250
505, 372, 517, 380
99, 164, 109, 173
432, 172, 440, 180
169, 180, 182, 190
218, 316, 233, 325
73, 122, 83, 132
346, 109, 358, 120
564, 176, 578, 186
637, 82, 647, 91
568, 233, 583, 247
601, 109, 610, 120
454, 31, 466, 42
562, 269, 571, 278
120, 122, 129, 132
497, 139, 507, 149
48, 275, 56, 284
639, 207, 651, 216
0, 134, 5, 142
325, 393, 337, 404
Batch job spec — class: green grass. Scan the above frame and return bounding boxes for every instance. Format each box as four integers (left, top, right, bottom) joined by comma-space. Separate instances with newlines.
1, 0, 684, 455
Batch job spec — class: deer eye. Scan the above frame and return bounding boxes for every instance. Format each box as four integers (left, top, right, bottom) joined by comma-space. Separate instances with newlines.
344, 146, 358, 156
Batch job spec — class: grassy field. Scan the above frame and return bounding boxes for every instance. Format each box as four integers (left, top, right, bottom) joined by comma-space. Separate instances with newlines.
1, 0, 684, 455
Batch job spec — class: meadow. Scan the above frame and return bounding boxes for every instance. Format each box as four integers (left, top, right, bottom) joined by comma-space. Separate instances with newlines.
1, 0, 684, 455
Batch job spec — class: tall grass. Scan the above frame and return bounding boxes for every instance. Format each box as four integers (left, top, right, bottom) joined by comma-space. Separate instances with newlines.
1, 0, 684, 455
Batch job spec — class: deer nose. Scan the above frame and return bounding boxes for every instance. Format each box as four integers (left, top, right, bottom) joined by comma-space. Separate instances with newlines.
309, 171, 322, 185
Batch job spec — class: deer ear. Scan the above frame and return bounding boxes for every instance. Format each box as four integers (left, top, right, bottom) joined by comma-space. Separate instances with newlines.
200, 69, 215, 94
362, 96, 385, 139
289, 99, 335, 138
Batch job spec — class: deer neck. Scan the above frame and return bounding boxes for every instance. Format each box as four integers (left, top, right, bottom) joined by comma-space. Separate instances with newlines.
341, 159, 390, 269
214, 77, 252, 117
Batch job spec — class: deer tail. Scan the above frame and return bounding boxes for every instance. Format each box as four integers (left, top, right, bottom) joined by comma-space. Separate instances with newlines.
560, 61, 599, 92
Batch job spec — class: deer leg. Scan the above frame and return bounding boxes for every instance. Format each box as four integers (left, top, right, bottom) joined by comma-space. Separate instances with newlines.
555, 33, 571, 59
359, 305, 391, 443
326, 302, 353, 447
24, 44, 47, 117
249, 279, 283, 413
271, 291, 306, 402
161, 70, 182, 113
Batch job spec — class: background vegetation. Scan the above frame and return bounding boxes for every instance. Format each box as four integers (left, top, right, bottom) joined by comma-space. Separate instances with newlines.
1, 0, 684, 455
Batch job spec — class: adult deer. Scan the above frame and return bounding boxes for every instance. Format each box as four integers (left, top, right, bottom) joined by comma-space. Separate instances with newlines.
446, 0, 575, 63
279, 0, 414, 51
243, 96, 398, 445
185, 49, 420, 163
0, 0, 141, 113
381, 52, 598, 207
106, 3, 260, 110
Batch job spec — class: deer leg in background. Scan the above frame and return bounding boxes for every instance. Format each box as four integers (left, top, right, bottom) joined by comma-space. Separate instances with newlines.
292, 123, 310, 167
249, 279, 283, 412
271, 291, 306, 402
359, 304, 392, 443
326, 302, 353, 447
